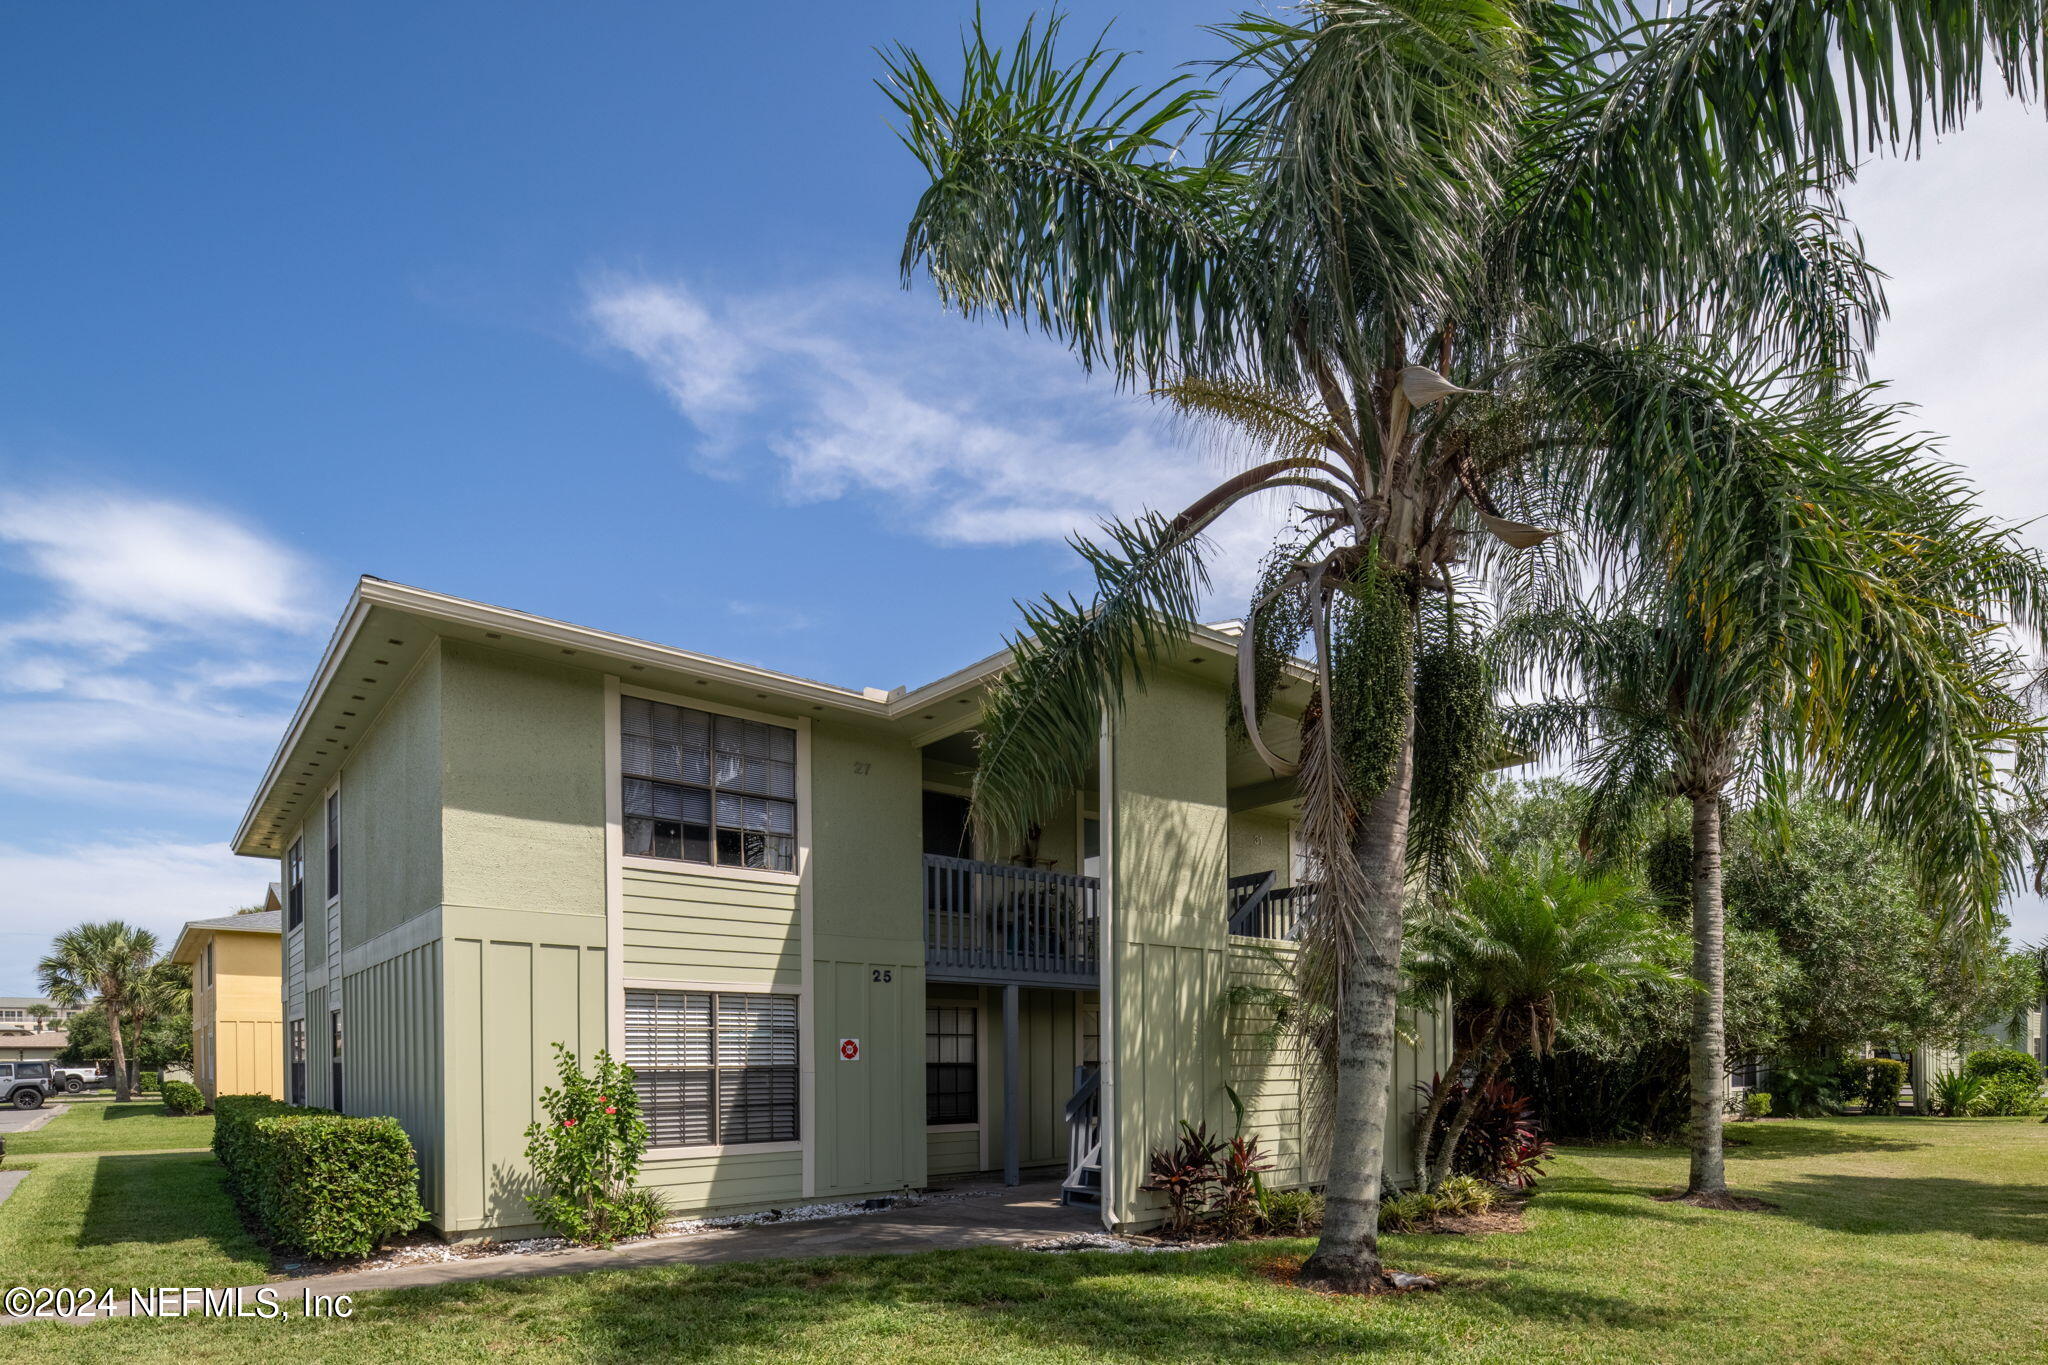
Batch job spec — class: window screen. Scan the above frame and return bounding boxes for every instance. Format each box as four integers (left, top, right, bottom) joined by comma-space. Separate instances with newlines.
926, 1006, 978, 1125
621, 696, 797, 872
626, 989, 799, 1147
286, 841, 305, 930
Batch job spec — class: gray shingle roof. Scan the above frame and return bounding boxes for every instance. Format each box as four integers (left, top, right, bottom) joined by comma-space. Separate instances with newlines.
181, 909, 283, 935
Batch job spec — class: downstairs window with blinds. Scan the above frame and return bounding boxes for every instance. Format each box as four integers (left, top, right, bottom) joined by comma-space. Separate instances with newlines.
626, 989, 799, 1148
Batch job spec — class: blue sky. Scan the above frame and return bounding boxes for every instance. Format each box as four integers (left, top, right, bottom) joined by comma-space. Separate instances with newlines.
2, 2, 2046, 992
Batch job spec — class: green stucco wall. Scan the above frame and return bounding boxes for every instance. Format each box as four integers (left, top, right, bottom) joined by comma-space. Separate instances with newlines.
342, 648, 445, 949
1226, 810, 1292, 887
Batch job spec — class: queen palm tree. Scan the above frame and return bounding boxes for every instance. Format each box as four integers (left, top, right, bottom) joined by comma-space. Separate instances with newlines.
1499, 359, 2048, 1198
26, 1003, 52, 1030
1407, 857, 1682, 1187
38, 921, 160, 1102
883, 0, 2043, 1288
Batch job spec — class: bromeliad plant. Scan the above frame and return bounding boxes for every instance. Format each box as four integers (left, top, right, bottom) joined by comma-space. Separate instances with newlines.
523, 1044, 666, 1246
885, 0, 2048, 1290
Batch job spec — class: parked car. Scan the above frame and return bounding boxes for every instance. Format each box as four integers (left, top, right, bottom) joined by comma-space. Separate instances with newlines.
51, 1065, 107, 1094
0, 1061, 58, 1110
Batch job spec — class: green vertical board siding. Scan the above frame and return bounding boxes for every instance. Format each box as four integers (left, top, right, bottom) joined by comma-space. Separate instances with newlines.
809, 719, 926, 1199
812, 957, 926, 1197
305, 984, 330, 1107
1103, 669, 1231, 1230
437, 911, 606, 1235
341, 940, 445, 1217
623, 866, 799, 985
342, 648, 444, 948
438, 641, 605, 920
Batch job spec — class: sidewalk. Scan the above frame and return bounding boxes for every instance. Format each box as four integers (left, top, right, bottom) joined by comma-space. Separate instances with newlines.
5, 1179, 1098, 1323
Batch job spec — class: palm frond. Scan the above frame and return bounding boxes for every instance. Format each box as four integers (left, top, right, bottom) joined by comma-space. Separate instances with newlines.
971, 512, 1211, 847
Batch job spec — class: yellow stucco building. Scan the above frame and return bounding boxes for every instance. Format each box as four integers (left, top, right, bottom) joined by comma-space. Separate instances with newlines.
171, 907, 284, 1101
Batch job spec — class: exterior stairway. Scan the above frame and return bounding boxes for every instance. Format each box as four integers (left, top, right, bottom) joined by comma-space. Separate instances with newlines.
1061, 1064, 1102, 1206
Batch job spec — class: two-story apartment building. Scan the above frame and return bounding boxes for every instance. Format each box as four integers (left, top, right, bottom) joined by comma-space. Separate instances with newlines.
234, 577, 1446, 1238
169, 905, 286, 1102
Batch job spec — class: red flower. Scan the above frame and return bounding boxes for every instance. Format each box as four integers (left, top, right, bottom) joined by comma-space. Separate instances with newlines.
563, 1118, 577, 1128
605, 1106, 617, 1114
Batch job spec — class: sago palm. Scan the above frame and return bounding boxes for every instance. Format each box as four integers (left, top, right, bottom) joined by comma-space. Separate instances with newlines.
1499, 356, 2048, 1197
1406, 858, 1682, 1186
883, 0, 2043, 1288
37, 920, 161, 1103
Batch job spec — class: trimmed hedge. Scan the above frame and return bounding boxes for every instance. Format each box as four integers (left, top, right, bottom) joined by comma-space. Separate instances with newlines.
212, 1094, 427, 1259
1962, 1047, 2044, 1086
161, 1079, 207, 1115
1859, 1058, 1907, 1115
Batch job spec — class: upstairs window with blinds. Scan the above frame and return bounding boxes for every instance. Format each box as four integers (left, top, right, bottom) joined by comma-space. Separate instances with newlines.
626, 988, 799, 1148
621, 696, 797, 873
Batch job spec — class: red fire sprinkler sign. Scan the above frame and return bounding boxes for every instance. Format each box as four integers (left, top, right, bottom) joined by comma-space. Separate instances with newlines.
838, 1038, 861, 1061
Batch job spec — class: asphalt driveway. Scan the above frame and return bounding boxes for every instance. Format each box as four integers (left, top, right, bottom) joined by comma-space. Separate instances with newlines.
0, 1103, 58, 1135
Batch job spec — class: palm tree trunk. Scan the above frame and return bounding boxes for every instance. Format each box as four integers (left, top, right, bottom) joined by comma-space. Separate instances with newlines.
1429, 1038, 1507, 1190
1686, 790, 1727, 1197
1299, 707, 1415, 1293
108, 1007, 131, 1104
1410, 1014, 1491, 1187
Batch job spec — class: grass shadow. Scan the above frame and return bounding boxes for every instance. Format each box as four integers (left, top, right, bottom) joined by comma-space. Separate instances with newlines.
80, 1152, 242, 1249
1562, 1122, 1932, 1164
1765, 1172, 2048, 1244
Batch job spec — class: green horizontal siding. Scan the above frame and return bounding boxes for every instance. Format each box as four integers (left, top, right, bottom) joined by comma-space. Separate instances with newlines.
623, 866, 800, 985
641, 1148, 805, 1215
926, 1128, 982, 1177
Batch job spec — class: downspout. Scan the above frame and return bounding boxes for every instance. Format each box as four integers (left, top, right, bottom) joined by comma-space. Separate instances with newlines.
1095, 709, 1118, 1232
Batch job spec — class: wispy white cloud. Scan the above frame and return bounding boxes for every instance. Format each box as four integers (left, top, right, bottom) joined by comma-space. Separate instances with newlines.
0, 485, 317, 813
0, 838, 270, 992
584, 274, 1289, 601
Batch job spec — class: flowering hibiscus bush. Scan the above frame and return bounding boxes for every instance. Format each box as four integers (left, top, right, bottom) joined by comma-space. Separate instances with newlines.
522, 1044, 665, 1245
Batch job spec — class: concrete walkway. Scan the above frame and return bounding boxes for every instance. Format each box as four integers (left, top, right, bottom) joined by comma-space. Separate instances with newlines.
0, 1169, 26, 1210
5, 1179, 1099, 1323
0, 1104, 60, 1135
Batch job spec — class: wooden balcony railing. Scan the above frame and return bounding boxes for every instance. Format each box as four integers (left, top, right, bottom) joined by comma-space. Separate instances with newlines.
1227, 871, 1317, 941
924, 854, 1100, 985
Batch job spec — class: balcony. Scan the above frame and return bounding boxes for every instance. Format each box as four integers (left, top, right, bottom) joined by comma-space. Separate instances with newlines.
1227, 872, 1316, 941
923, 854, 1099, 987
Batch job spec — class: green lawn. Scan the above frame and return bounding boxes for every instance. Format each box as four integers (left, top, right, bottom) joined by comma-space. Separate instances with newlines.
4, 1099, 214, 1154
0, 1152, 269, 1289
5, 1117, 2044, 1361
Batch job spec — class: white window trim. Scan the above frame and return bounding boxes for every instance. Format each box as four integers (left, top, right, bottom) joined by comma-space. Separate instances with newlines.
605, 676, 816, 1193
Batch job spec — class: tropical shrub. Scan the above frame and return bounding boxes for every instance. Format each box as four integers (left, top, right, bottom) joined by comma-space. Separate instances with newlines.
1767, 1058, 1853, 1117
1858, 1058, 1907, 1115
212, 1094, 427, 1259
1430, 1175, 1497, 1218
1377, 1189, 1438, 1232
1927, 1070, 1984, 1117
1962, 1047, 2045, 1087
1257, 1187, 1323, 1235
160, 1078, 206, 1115
1210, 1134, 1272, 1241
522, 1045, 661, 1246
1423, 1078, 1553, 1187
1973, 1074, 2047, 1117
1140, 1121, 1224, 1239
1740, 1091, 1773, 1120
137, 1070, 161, 1095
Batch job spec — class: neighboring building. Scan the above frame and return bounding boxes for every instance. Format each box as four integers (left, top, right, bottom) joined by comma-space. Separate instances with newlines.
1909, 999, 2047, 1107
0, 1031, 67, 1064
0, 997, 85, 1033
233, 577, 1447, 1239
170, 906, 286, 1102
